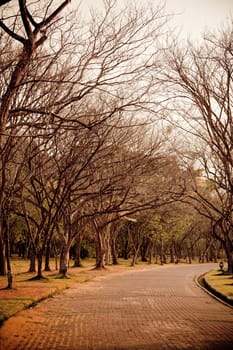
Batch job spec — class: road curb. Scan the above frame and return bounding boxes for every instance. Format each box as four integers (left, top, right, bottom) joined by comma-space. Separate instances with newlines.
195, 271, 233, 309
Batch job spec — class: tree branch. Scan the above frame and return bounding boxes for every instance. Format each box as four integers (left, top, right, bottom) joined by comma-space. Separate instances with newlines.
19, 0, 33, 40
36, 0, 71, 31
0, 19, 25, 44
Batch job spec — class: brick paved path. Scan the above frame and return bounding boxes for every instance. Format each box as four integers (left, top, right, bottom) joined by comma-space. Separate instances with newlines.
0, 264, 233, 350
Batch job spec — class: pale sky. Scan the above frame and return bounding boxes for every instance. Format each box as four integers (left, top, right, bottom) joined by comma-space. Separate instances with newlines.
165, 0, 233, 38
79, 0, 233, 40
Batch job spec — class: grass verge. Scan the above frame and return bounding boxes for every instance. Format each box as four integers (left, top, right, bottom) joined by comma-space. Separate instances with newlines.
203, 269, 233, 306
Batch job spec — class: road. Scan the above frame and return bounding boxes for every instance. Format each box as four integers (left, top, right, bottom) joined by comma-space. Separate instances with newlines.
0, 264, 233, 350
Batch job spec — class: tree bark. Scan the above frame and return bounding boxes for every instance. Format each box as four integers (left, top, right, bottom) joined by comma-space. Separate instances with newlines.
224, 237, 233, 274
59, 245, 69, 277
104, 230, 111, 266
37, 252, 44, 279
0, 233, 6, 275
44, 243, 51, 271
28, 249, 36, 273
95, 230, 105, 269
111, 236, 118, 265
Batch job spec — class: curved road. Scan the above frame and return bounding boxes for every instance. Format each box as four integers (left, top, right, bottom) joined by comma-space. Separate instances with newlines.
0, 264, 233, 349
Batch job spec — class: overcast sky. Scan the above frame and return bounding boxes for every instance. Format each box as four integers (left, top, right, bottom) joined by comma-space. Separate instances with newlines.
165, 0, 233, 38
80, 0, 233, 40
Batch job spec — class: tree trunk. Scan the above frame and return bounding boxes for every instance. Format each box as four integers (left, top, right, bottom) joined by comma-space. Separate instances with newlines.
37, 252, 44, 279
174, 245, 181, 264
95, 231, 105, 269
28, 249, 36, 272
5, 225, 13, 288
123, 240, 129, 260
160, 236, 164, 264
53, 242, 59, 270
73, 234, 82, 267
0, 233, 6, 275
6, 230, 13, 288
147, 241, 153, 264
140, 237, 148, 262
104, 231, 111, 266
160, 250, 164, 265
170, 246, 174, 263
111, 236, 118, 265
7, 271, 13, 289
55, 253, 58, 270
162, 254, 167, 264
44, 243, 51, 271
224, 239, 233, 274
59, 245, 69, 277
187, 247, 192, 264
131, 248, 139, 266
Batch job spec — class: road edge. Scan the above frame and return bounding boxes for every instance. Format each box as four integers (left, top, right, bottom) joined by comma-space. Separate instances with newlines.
195, 271, 233, 309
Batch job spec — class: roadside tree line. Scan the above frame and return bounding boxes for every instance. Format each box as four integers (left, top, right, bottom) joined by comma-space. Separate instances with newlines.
0, 1, 232, 285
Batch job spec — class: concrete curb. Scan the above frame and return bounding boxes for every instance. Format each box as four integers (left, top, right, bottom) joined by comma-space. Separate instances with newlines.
195, 271, 233, 309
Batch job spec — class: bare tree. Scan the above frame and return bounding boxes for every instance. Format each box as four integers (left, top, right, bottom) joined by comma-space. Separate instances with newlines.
0, 0, 71, 278
0, 0, 71, 141
163, 25, 233, 272
0, 0, 171, 280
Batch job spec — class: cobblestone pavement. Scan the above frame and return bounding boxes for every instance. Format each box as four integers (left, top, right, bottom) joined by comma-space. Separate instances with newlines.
0, 264, 233, 350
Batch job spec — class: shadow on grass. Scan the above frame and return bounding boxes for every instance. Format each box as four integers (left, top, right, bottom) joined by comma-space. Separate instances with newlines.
26, 275, 48, 281
0, 286, 17, 291
55, 274, 71, 279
